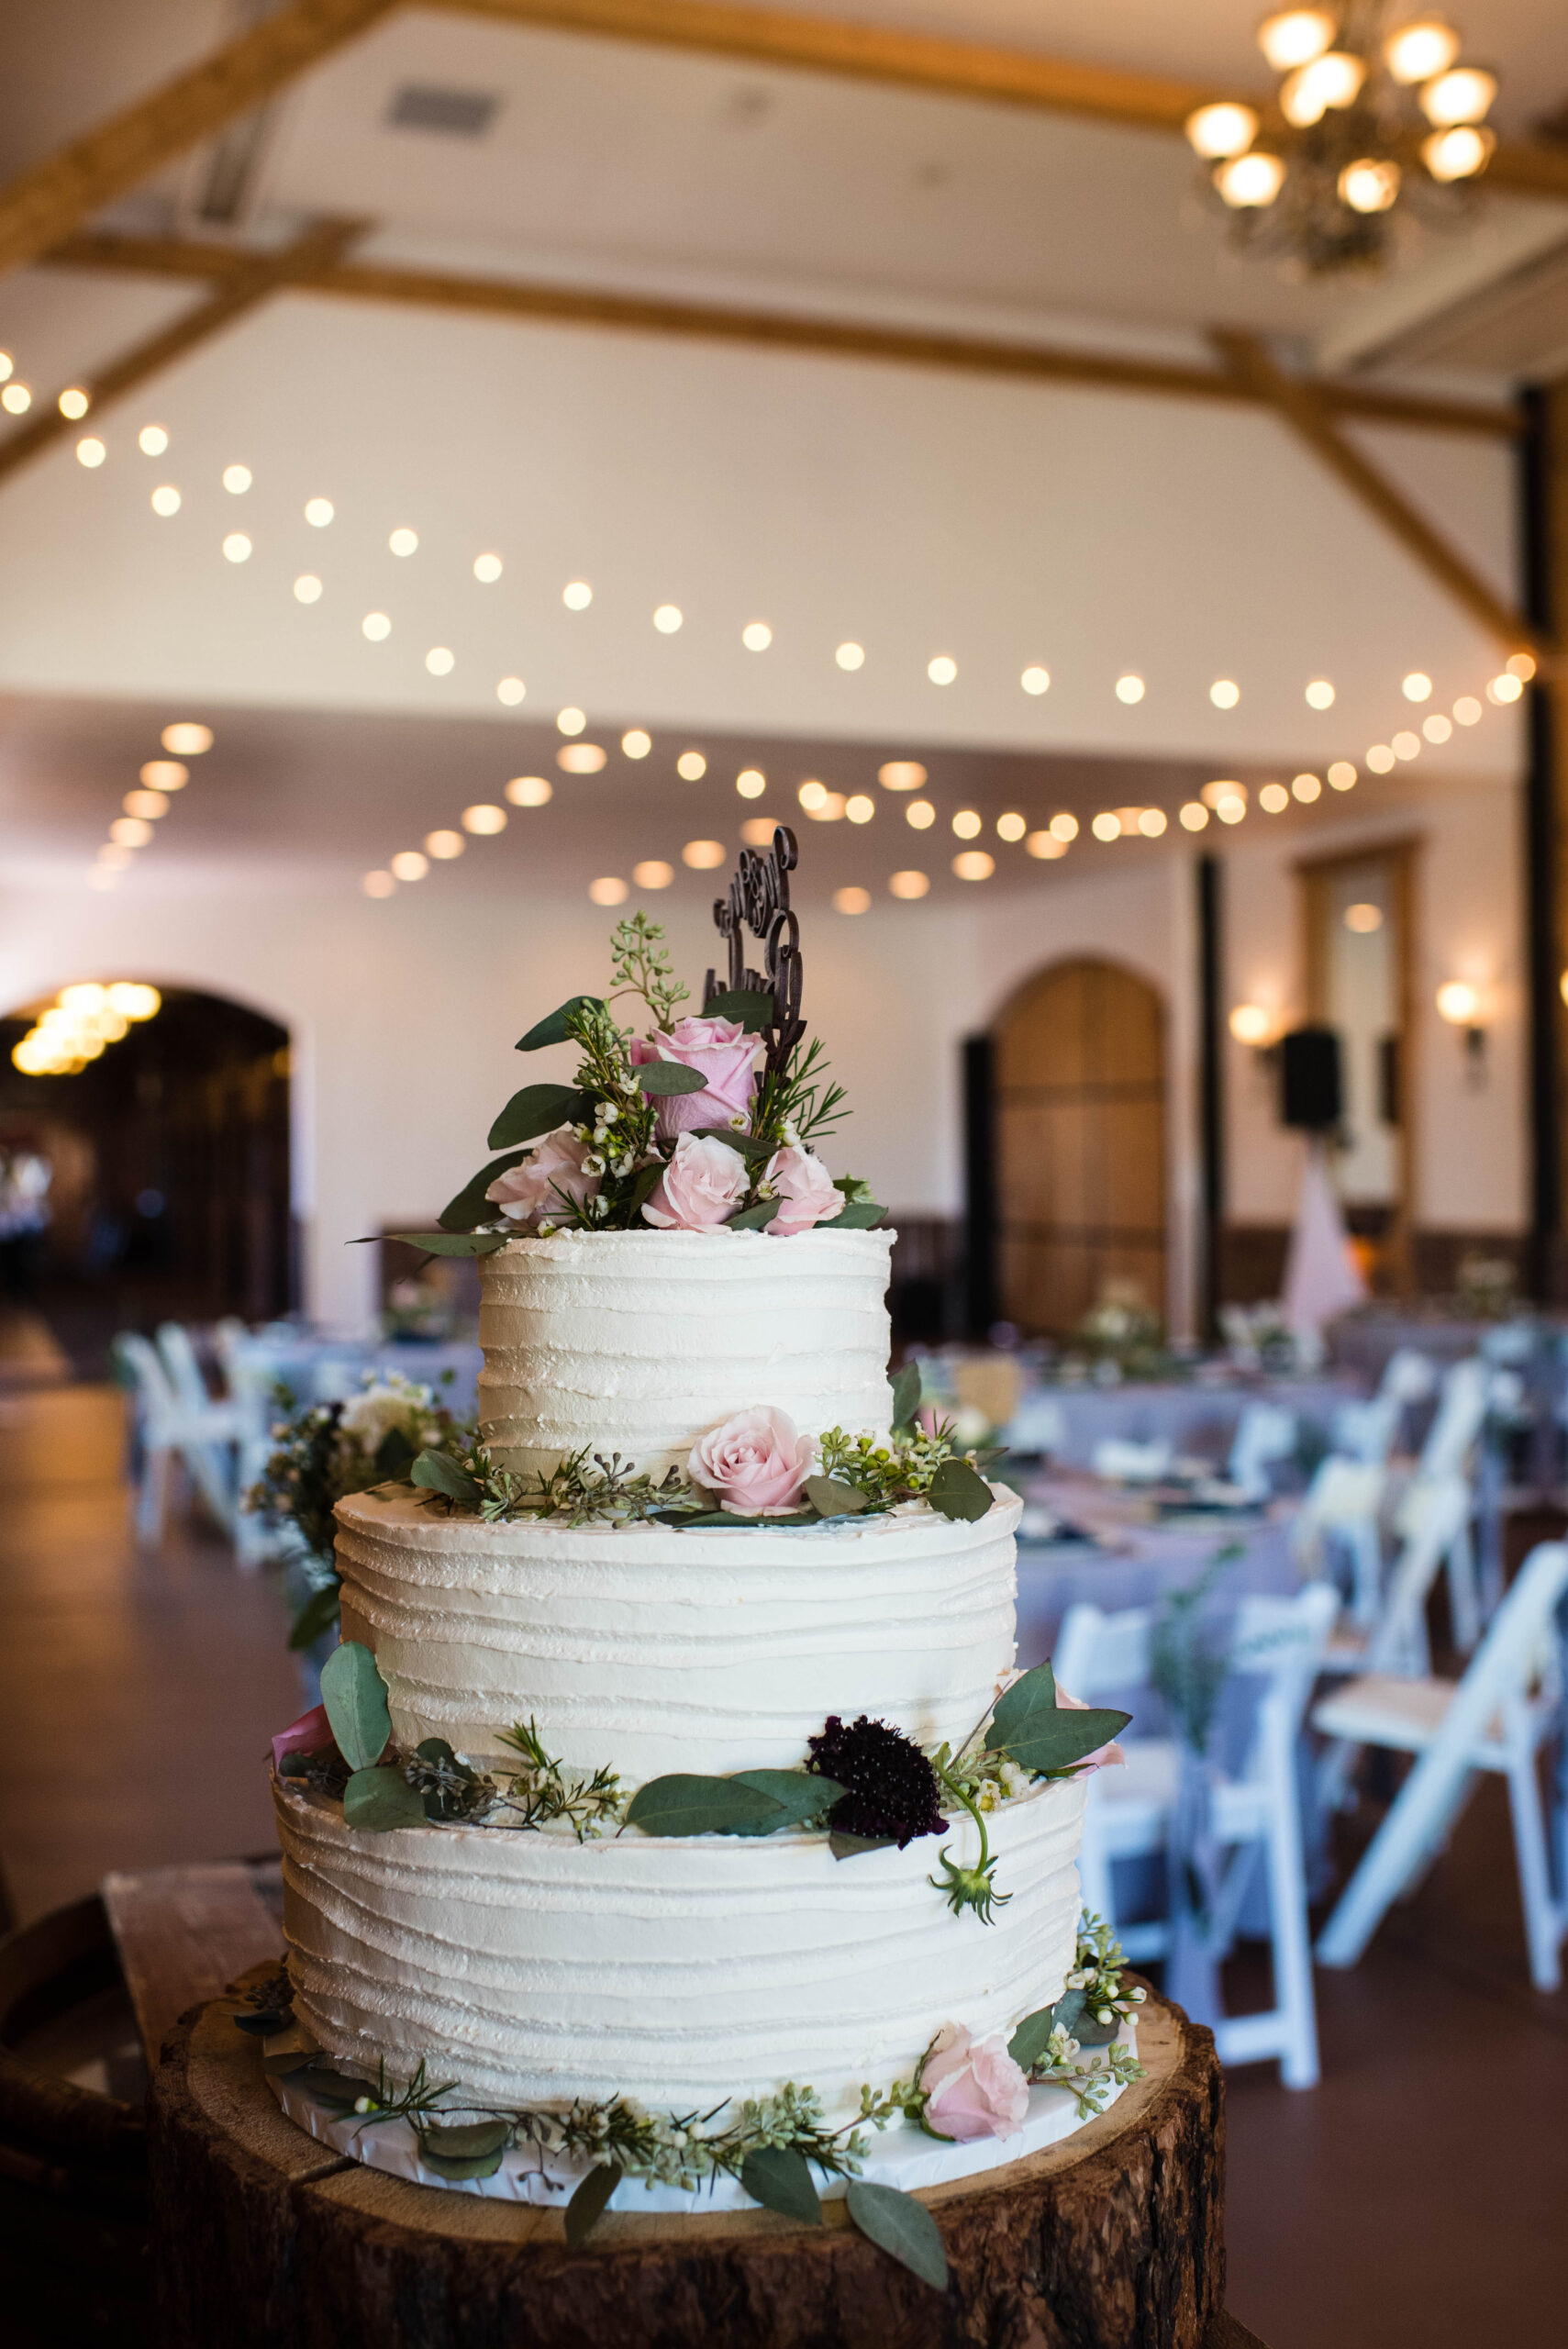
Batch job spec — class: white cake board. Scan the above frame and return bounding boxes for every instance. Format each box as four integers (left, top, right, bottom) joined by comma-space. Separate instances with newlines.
269, 2025, 1135, 2211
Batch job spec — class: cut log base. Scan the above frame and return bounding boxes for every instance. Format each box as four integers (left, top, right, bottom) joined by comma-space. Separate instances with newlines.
150, 1968, 1225, 2349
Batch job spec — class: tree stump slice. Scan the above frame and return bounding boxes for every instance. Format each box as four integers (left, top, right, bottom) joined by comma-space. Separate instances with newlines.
150, 1967, 1225, 2349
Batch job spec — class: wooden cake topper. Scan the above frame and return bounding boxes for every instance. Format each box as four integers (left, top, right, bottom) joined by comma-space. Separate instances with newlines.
704, 824, 805, 1078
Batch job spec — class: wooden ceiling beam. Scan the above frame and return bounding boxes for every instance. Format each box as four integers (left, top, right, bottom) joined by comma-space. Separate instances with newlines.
40, 230, 1520, 441
439, 0, 1568, 201
0, 219, 367, 488
0, 0, 396, 279
1211, 327, 1548, 662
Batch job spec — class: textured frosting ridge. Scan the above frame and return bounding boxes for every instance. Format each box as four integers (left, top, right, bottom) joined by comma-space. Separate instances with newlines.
477, 1226, 895, 1477
277, 1772, 1086, 2118
335, 1487, 1021, 1779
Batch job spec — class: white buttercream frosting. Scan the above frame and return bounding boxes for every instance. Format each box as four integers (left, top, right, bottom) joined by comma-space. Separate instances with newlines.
335, 1487, 1022, 1779
477, 1226, 895, 1477
276, 1770, 1087, 2119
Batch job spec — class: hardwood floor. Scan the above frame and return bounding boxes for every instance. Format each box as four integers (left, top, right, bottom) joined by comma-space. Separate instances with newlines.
1, 1379, 1565, 2347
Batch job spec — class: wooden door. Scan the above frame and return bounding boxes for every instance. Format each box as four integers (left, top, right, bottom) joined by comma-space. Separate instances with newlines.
994, 959, 1167, 1335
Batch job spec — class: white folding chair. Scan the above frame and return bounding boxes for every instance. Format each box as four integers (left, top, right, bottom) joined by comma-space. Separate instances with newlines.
1329, 1393, 1401, 1466
1292, 1455, 1387, 1628
1227, 1402, 1297, 1499
1314, 1541, 1568, 1991
213, 1317, 288, 1566
1091, 1437, 1173, 1484
1056, 1581, 1340, 2087
113, 1332, 241, 1546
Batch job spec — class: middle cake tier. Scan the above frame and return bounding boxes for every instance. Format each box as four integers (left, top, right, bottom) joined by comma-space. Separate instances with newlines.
334, 1486, 1021, 1781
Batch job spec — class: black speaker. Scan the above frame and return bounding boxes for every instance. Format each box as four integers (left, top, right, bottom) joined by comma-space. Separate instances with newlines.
1280, 1026, 1342, 1130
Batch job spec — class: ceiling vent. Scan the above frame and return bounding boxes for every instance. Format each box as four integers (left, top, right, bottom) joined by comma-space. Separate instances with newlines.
386, 85, 501, 138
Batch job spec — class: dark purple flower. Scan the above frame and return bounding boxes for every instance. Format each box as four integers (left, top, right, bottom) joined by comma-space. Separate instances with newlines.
806, 1714, 944, 1846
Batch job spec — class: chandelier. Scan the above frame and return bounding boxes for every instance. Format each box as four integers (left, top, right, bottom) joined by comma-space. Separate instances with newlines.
1184, 8, 1499, 273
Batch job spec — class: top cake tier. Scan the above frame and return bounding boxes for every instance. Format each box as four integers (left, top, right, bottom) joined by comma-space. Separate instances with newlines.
478, 1225, 895, 1477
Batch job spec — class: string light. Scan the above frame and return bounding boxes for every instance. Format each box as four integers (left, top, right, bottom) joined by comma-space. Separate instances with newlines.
141, 762, 187, 790
563, 581, 593, 610
736, 769, 766, 798
363, 871, 395, 897
953, 851, 995, 881
952, 809, 983, 839
1391, 729, 1421, 759
295, 574, 323, 603
996, 813, 1027, 841
506, 777, 551, 807
496, 677, 526, 705
677, 751, 707, 780
391, 851, 428, 881
1453, 696, 1483, 725
58, 387, 91, 418
223, 464, 251, 494
1115, 674, 1145, 704
878, 762, 926, 791
833, 886, 872, 915
1050, 813, 1079, 841
425, 647, 454, 674
362, 612, 391, 640
1424, 713, 1452, 742
1092, 812, 1120, 841
683, 840, 726, 868
889, 870, 929, 897
462, 804, 507, 834
473, 553, 503, 583
633, 860, 673, 888
1, 384, 31, 414
389, 528, 418, 556
1402, 671, 1432, 701
1180, 803, 1210, 830
222, 533, 251, 562
846, 794, 875, 824
1210, 678, 1240, 708
927, 655, 957, 685
557, 707, 586, 734
906, 800, 935, 829
0, 351, 14, 380
806, 791, 846, 821
111, 817, 152, 847
1021, 665, 1051, 695
1488, 674, 1523, 704
653, 605, 683, 633
1260, 784, 1290, 812
740, 818, 777, 847
621, 729, 652, 759
305, 497, 334, 526
1366, 743, 1395, 771
161, 723, 212, 754
1139, 808, 1168, 837
151, 485, 181, 515
124, 789, 168, 819
1328, 761, 1357, 790
1292, 773, 1321, 802
589, 875, 627, 904
558, 744, 606, 774
139, 424, 168, 454
742, 621, 773, 650
1507, 653, 1537, 680
1306, 678, 1335, 707
76, 437, 106, 468
1027, 832, 1067, 860
835, 641, 864, 670
797, 782, 828, 813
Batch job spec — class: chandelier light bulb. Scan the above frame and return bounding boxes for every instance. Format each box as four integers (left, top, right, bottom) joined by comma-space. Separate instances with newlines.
1422, 124, 1494, 179
1340, 158, 1401, 212
1257, 8, 1338, 72
1185, 101, 1260, 159
1419, 64, 1497, 126
1215, 150, 1286, 207
1384, 17, 1461, 85
1280, 49, 1365, 125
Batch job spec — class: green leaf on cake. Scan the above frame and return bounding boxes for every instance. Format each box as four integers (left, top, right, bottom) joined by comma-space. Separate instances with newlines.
378, 1230, 510, 1257
373, 1425, 417, 1479
287, 1581, 341, 1653
725, 1770, 844, 1834
724, 1200, 776, 1231
439, 1151, 528, 1230
986, 1663, 1056, 1753
803, 1475, 870, 1518
487, 1082, 588, 1151
291, 2066, 371, 2105
417, 2119, 511, 2180
740, 2144, 823, 2225
1006, 1993, 1081, 2071
319, 1639, 392, 1772
889, 1361, 922, 1431
828, 1831, 897, 1860
927, 1458, 995, 1522
844, 2180, 949, 2289
635, 1060, 711, 1097
703, 987, 774, 1032
564, 2159, 622, 2248
517, 996, 605, 1052
827, 1199, 888, 1230
691, 1126, 773, 1161
667, 1507, 818, 1528
984, 1663, 1130, 1777
342, 1765, 426, 1832
625, 1775, 784, 1837
410, 1449, 483, 1507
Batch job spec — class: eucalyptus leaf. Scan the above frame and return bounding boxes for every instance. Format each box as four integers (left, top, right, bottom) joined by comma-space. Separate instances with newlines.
889, 1361, 921, 1431
703, 987, 773, 1032
487, 1082, 586, 1152
740, 2144, 823, 2225
626, 1775, 784, 1837
628, 1161, 664, 1213
1051, 1986, 1088, 2042
1007, 1998, 1073, 2070
420, 2143, 507, 2182
287, 1581, 341, 1653
410, 1449, 483, 1507
843, 2180, 949, 2290
319, 1640, 392, 1772
669, 1508, 817, 1529
992, 1706, 1131, 1778
564, 2160, 621, 2249
292, 2066, 370, 2106
231, 2009, 291, 2037
724, 1200, 776, 1232
517, 996, 604, 1052
725, 1769, 844, 1834
636, 1061, 710, 1097
828, 1831, 896, 1860
439, 1150, 528, 1232
260, 2022, 320, 2075
804, 1475, 870, 1517
691, 1125, 773, 1162
1073, 2010, 1121, 2046
380, 1230, 509, 1257
986, 1663, 1057, 1755
343, 1765, 426, 1832
827, 1199, 887, 1230
418, 2119, 511, 2179
927, 1458, 995, 1522
373, 1425, 416, 1479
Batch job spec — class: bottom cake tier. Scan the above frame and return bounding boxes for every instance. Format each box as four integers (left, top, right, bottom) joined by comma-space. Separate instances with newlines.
275, 1769, 1088, 2119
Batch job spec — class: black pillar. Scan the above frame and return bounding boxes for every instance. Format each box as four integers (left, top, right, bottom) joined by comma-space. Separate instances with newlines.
1196, 854, 1224, 1340
1521, 388, 1561, 1302
962, 1032, 996, 1337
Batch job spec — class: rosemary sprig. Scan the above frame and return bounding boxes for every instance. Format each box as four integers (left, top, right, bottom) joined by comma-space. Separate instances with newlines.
494, 1718, 626, 1840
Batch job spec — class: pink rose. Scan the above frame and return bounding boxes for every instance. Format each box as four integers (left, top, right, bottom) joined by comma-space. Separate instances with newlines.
689, 1406, 815, 1512
1057, 1684, 1126, 1771
919, 2022, 1030, 2142
272, 1703, 335, 1775
485, 1125, 600, 1229
763, 1144, 841, 1238
642, 1132, 749, 1231
630, 1016, 758, 1141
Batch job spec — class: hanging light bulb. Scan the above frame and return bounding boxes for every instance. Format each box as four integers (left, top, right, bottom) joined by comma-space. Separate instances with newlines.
1257, 9, 1338, 72
1422, 123, 1495, 178
1340, 157, 1402, 212
1419, 64, 1497, 126
1185, 101, 1260, 159
1215, 150, 1287, 207
1384, 17, 1462, 84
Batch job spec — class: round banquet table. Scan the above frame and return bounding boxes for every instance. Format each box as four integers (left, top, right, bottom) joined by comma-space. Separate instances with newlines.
149, 1963, 1230, 2349
1004, 1377, 1360, 1471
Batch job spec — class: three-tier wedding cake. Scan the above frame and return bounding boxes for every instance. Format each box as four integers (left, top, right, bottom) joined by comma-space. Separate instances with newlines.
266, 833, 1136, 2266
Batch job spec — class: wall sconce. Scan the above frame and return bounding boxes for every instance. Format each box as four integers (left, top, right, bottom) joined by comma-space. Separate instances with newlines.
1229, 1002, 1273, 1046
1435, 980, 1485, 1076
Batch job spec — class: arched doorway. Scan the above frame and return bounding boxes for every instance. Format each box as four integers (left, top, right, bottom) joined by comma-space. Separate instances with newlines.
993, 958, 1167, 1336
0, 985, 294, 1371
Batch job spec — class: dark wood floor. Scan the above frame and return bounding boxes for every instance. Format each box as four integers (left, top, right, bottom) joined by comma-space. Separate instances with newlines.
2, 1380, 1565, 2347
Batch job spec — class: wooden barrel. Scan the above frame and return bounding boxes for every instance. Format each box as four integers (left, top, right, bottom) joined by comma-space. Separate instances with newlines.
0, 1895, 150, 2347
150, 1966, 1237, 2349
